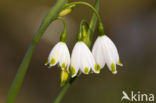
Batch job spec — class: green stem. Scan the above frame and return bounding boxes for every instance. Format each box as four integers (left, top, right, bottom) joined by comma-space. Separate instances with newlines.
88, 0, 99, 46
57, 17, 67, 33
5, 0, 67, 103
69, 1, 101, 23
78, 19, 89, 41
53, 0, 99, 103
68, 1, 104, 35
54, 77, 76, 103
57, 17, 67, 42
80, 19, 89, 29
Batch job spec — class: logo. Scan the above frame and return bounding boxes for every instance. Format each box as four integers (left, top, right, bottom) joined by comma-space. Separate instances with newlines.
121, 91, 155, 102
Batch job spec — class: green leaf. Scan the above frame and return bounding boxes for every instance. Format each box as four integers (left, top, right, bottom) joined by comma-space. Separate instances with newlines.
5, 0, 67, 103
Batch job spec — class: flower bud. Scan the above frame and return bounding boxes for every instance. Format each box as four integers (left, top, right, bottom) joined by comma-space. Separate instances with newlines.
60, 70, 69, 87
58, 4, 75, 17
59, 9, 72, 17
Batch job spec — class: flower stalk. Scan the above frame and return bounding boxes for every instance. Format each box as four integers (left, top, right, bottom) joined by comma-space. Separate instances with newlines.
67, 1, 104, 35
79, 20, 90, 46
57, 17, 67, 42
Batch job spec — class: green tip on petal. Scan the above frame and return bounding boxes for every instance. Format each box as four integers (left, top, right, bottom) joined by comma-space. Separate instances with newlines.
50, 58, 56, 66
60, 70, 69, 87
44, 59, 49, 66
84, 67, 89, 74
61, 62, 66, 70
111, 63, 117, 74
71, 66, 76, 77
118, 60, 123, 66
94, 64, 100, 73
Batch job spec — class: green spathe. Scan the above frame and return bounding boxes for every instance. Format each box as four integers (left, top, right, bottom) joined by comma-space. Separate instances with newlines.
59, 9, 72, 16
59, 3, 75, 16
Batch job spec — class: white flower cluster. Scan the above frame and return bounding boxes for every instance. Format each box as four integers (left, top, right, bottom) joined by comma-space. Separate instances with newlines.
45, 35, 122, 77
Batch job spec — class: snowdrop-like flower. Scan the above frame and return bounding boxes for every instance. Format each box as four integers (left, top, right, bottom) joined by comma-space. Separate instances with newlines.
71, 42, 100, 77
92, 35, 123, 74
45, 42, 70, 71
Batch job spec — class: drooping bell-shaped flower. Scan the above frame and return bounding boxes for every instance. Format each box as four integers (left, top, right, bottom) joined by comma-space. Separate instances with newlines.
45, 42, 70, 71
92, 35, 123, 74
71, 41, 100, 77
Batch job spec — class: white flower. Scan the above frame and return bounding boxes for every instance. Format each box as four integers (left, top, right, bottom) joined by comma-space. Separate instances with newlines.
71, 42, 100, 77
45, 42, 70, 71
92, 35, 123, 74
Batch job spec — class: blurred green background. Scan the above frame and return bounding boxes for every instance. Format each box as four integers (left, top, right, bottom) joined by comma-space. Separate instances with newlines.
0, 0, 156, 103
